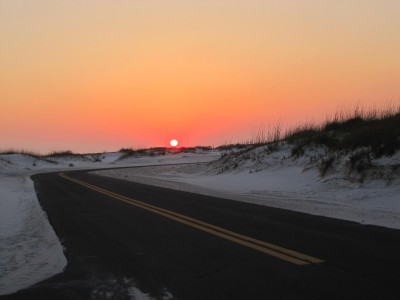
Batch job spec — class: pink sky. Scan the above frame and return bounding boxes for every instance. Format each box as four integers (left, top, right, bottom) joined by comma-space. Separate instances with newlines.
1, 0, 399, 153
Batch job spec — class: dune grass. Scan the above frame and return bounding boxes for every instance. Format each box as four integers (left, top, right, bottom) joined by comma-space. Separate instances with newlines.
0, 149, 41, 157
285, 105, 400, 158
2, 104, 399, 159
214, 104, 400, 155
0, 149, 76, 158
118, 147, 167, 159
44, 150, 75, 157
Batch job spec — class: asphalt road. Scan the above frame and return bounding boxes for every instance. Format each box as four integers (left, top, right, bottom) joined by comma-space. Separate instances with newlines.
2, 169, 400, 299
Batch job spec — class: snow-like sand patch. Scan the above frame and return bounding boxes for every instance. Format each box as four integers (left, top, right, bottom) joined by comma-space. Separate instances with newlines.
0, 151, 215, 295
1, 147, 398, 295
94, 147, 400, 230
0, 175, 67, 295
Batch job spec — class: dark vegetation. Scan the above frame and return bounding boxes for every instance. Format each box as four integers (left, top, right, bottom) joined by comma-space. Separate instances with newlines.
0, 149, 76, 158
285, 108, 400, 159
285, 107, 400, 179
45, 150, 76, 157
216, 143, 250, 151
0, 149, 42, 157
2, 105, 399, 178
118, 146, 214, 160
118, 147, 167, 159
212, 106, 400, 178
214, 106, 400, 157
0, 149, 80, 165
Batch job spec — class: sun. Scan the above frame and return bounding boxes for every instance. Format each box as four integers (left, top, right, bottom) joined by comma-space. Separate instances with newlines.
170, 139, 178, 147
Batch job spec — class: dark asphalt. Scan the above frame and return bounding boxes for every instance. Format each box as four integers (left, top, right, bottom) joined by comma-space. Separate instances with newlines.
2, 169, 400, 299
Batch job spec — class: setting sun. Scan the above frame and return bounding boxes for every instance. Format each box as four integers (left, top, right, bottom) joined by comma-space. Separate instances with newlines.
170, 139, 178, 147
1, 1, 399, 154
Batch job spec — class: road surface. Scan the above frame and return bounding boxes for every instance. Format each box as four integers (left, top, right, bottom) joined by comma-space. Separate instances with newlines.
2, 169, 400, 299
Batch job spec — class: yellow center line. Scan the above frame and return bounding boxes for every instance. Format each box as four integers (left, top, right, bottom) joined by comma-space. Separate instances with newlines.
59, 172, 325, 266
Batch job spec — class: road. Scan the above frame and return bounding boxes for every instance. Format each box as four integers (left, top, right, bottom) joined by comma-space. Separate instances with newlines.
2, 169, 400, 299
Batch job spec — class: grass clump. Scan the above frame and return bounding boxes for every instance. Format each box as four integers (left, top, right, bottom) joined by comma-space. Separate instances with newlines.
0, 149, 41, 157
319, 155, 336, 177
45, 150, 75, 157
285, 106, 400, 158
118, 147, 167, 159
348, 149, 372, 174
180, 146, 213, 153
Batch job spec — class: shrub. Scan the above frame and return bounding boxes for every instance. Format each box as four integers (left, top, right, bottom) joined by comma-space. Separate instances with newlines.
291, 142, 305, 158
0, 149, 41, 157
46, 150, 74, 157
314, 133, 338, 149
319, 156, 336, 177
286, 127, 318, 145
348, 150, 372, 174
284, 106, 400, 157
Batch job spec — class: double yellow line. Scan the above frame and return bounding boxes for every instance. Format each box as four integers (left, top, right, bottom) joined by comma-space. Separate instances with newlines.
59, 172, 324, 266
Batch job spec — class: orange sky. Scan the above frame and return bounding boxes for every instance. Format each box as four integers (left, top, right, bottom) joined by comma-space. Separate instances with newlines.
1, 0, 400, 153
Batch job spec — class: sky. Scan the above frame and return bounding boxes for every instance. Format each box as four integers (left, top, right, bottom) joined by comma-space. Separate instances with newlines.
1, 0, 400, 153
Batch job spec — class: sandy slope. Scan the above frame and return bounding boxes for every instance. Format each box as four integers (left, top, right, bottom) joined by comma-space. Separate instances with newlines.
0, 151, 215, 296
94, 145, 400, 229
1, 147, 399, 295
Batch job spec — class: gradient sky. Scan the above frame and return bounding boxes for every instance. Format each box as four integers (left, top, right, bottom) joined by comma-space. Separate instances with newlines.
1, 0, 400, 153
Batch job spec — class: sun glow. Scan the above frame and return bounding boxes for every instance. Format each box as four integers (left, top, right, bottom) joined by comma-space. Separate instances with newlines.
1, 2, 400, 153
170, 139, 178, 147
